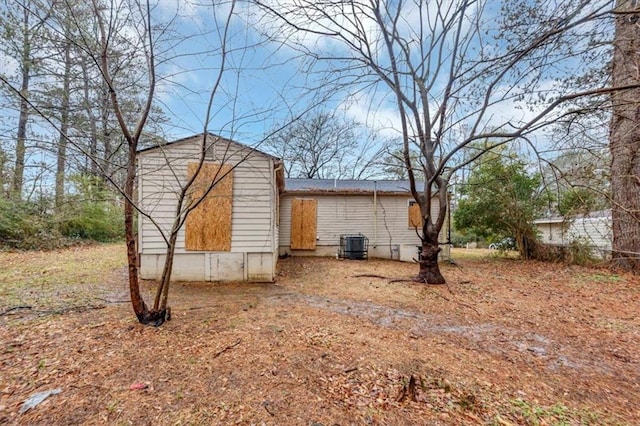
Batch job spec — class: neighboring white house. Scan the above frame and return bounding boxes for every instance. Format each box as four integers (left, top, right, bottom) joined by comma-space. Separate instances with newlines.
279, 179, 451, 262
137, 133, 284, 282
534, 210, 612, 258
533, 215, 567, 245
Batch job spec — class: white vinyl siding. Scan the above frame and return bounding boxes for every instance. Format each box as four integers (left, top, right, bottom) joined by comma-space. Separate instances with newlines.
535, 222, 566, 245
138, 137, 276, 255
567, 215, 612, 255
279, 194, 447, 250
137, 135, 278, 281
535, 211, 612, 259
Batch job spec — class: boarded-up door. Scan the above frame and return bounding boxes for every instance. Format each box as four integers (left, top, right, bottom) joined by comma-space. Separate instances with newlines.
290, 198, 317, 250
185, 162, 233, 251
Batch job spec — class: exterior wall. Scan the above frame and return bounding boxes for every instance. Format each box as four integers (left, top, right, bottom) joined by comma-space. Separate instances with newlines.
137, 136, 277, 281
279, 193, 450, 261
535, 221, 566, 245
535, 213, 612, 259
567, 215, 612, 258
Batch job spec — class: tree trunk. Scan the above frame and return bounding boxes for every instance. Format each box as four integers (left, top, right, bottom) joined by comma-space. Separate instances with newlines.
55, 36, 72, 210
100, 82, 112, 178
123, 143, 166, 326
123, 147, 146, 317
11, 9, 31, 200
610, 0, 640, 272
154, 230, 178, 313
79, 56, 99, 177
415, 233, 446, 285
0, 151, 6, 196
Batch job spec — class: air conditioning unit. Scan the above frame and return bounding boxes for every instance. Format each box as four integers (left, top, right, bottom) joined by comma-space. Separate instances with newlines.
339, 234, 369, 260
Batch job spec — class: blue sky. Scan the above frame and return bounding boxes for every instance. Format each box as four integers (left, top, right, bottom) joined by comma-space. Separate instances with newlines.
147, 0, 474, 148
150, 0, 605, 155
0, 0, 613, 191
151, 0, 338, 144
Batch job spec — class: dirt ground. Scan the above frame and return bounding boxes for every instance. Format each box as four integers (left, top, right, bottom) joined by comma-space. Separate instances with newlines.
1, 245, 639, 425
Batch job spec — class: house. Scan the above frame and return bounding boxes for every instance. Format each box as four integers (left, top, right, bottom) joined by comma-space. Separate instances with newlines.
534, 210, 612, 258
533, 215, 567, 245
279, 179, 450, 262
137, 134, 450, 282
137, 133, 284, 282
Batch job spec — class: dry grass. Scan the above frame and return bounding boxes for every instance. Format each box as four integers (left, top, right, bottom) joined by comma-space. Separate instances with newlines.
1, 245, 639, 425
0, 244, 128, 314
450, 247, 520, 259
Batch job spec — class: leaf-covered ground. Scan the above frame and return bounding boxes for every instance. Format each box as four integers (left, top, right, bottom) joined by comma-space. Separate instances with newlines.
1, 245, 639, 425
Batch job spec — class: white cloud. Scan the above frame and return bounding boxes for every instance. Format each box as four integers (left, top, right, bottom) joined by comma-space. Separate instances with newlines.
0, 51, 19, 79
337, 91, 401, 139
155, 0, 206, 23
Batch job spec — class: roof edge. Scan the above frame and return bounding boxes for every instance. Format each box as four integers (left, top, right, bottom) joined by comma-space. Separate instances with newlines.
283, 189, 413, 196
137, 132, 280, 160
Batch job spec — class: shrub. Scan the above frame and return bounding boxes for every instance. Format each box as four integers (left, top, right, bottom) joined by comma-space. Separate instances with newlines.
450, 229, 484, 248
0, 198, 63, 250
0, 175, 124, 250
530, 239, 596, 266
567, 239, 596, 266
56, 175, 125, 243
57, 199, 124, 242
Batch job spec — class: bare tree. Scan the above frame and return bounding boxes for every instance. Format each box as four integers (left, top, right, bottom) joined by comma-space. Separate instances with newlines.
0, 0, 53, 199
610, 0, 640, 271
379, 146, 424, 180
256, 0, 632, 283
86, 0, 251, 324
1, 0, 307, 324
265, 110, 384, 178
0, 0, 219, 323
52, 8, 72, 209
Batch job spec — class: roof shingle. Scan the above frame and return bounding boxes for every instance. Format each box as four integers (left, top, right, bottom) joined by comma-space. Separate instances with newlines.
284, 178, 424, 194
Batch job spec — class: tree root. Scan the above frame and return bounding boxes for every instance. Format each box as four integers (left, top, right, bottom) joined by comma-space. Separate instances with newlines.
353, 274, 394, 279
0, 306, 33, 316
0, 304, 106, 317
353, 274, 412, 283
212, 338, 242, 360
353, 273, 480, 315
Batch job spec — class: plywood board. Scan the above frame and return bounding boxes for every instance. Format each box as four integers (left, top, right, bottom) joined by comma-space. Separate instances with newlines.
408, 201, 422, 228
185, 162, 233, 251
291, 198, 317, 249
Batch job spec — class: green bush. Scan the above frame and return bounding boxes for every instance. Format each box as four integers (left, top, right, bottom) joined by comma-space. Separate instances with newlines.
57, 199, 124, 242
0, 175, 124, 249
56, 175, 125, 243
567, 238, 596, 266
0, 198, 63, 250
450, 229, 484, 248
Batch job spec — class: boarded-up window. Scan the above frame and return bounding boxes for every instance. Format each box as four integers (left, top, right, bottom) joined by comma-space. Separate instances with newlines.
185, 162, 233, 251
290, 198, 317, 250
408, 200, 422, 228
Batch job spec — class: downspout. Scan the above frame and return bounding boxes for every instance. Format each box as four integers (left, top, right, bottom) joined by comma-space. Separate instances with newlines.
274, 161, 283, 262
274, 161, 283, 229
373, 180, 377, 248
